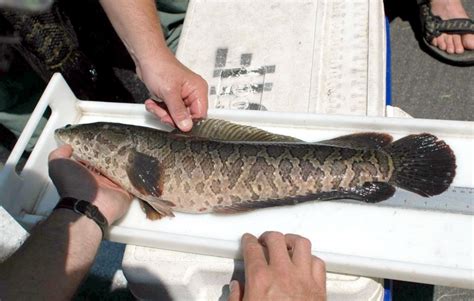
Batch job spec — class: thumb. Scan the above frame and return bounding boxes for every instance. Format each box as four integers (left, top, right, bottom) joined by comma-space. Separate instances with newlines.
48, 144, 73, 161
228, 280, 243, 301
163, 91, 193, 132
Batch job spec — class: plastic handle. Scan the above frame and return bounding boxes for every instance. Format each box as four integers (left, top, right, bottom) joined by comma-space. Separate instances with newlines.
3, 90, 51, 175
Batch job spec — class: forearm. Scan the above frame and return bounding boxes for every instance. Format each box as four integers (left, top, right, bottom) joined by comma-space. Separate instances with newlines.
99, 0, 173, 69
0, 210, 102, 300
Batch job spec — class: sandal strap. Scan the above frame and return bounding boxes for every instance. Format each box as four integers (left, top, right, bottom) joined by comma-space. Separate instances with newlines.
419, 2, 474, 41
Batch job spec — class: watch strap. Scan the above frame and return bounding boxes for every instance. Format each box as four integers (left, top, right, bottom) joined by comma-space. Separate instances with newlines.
54, 197, 109, 238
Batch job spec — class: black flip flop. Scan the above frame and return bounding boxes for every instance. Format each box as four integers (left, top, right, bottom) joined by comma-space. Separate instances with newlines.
417, 0, 474, 66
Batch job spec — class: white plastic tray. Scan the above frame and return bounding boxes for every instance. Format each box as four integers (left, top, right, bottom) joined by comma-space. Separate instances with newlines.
1, 74, 473, 288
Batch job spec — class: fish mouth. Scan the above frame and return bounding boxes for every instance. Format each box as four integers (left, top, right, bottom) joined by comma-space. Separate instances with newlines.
54, 126, 71, 145
54, 128, 65, 142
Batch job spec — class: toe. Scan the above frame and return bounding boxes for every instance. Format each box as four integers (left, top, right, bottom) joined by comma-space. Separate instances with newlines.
452, 35, 464, 54
462, 34, 474, 50
437, 34, 447, 51
445, 34, 455, 54
431, 37, 438, 47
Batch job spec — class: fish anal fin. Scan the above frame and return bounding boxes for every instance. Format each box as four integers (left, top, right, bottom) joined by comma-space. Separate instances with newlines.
213, 182, 395, 214
317, 133, 393, 150
345, 182, 396, 203
126, 150, 163, 198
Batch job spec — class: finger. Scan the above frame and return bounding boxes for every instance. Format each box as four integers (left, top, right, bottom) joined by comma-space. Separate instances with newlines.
311, 256, 327, 296
190, 85, 209, 120
182, 76, 208, 120
228, 280, 243, 301
144, 99, 175, 127
452, 34, 464, 54
48, 144, 73, 161
242, 233, 267, 274
189, 98, 207, 120
162, 90, 193, 132
258, 231, 291, 265
284, 234, 313, 267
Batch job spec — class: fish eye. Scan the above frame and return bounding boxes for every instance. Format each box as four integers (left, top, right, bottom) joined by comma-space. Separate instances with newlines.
65, 124, 72, 128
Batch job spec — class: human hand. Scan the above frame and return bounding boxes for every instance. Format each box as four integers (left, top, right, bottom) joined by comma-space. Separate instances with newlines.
229, 232, 326, 301
48, 145, 133, 224
138, 51, 208, 132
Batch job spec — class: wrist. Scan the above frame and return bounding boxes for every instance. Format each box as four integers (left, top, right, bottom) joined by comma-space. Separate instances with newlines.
136, 48, 178, 72
54, 198, 109, 237
91, 198, 121, 225
51, 209, 103, 240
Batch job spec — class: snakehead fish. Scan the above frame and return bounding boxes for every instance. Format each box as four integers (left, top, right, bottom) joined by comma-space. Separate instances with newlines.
54, 119, 456, 219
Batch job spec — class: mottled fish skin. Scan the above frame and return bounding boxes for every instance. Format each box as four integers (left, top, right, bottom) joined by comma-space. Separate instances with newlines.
55, 121, 456, 218
153, 140, 392, 214
55, 122, 392, 215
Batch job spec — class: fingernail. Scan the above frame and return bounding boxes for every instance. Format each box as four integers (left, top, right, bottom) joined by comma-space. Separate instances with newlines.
178, 118, 192, 131
229, 280, 238, 292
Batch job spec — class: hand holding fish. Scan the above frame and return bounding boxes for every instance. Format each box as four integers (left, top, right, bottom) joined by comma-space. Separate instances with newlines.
48, 145, 133, 224
0, 145, 133, 300
229, 232, 326, 301
141, 52, 208, 132
99, 0, 208, 132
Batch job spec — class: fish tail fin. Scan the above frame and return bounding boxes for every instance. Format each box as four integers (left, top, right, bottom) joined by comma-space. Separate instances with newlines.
385, 133, 456, 197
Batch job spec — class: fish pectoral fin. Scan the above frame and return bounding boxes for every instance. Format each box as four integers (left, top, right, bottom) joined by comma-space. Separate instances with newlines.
126, 149, 163, 198
213, 183, 395, 214
126, 150, 176, 219
173, 118, 302, 142
315, 133, 393, 150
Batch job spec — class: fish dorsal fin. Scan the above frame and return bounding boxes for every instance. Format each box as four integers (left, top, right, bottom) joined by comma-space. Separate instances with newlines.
315, 132, 393, 150
126, 149, 175, 217
171, 118, 302, 142
213, 182, 395, 214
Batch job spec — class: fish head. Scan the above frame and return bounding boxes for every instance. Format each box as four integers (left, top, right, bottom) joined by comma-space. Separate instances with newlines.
55, 122, 131, 163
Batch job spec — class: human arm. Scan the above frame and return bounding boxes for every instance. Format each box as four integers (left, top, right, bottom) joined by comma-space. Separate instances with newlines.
0, 145, 132, 300
99, 0, 208, 131
229, 231, 327, 301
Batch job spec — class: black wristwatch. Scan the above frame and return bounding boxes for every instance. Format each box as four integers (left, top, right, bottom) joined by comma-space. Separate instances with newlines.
54, 197, 109, 238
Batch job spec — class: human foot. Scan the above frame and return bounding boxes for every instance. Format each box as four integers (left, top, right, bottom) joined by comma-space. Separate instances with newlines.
430, 0, 474, 54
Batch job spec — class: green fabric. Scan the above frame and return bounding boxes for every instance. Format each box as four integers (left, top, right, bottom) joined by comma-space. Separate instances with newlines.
156, 0, 189, 53
0, 71, 43, 112
0, 69, 45, 151
0, 1, 191, 151
0, 112, 47, 151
